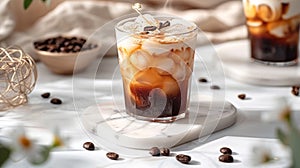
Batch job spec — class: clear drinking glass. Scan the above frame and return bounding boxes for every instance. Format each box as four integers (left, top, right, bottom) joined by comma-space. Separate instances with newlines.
115, 14, 198, 122
243, 0, 300, 66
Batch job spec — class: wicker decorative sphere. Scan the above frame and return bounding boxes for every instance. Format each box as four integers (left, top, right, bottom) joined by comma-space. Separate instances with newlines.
0, 46, 37, 111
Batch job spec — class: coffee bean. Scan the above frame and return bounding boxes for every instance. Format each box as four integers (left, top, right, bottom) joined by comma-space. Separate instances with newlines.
238, 94, 246, 100
160, 148, 170, 156
41, 92, 50, 98
60, 47, 67, 52
220, 147, 232, 155
64, 41, 70, 46
37, 45, 48, 51
144, 26, 157, 31
292, 86, 299, 96
159, 21, 171, 30
106, 152, 119, 160
162, 21, 170, 28
48, 45, 57, 52
50, 98, 62, 105
210, 85, 220, 90
219, 154, 234, 163
176, 154, 191, 164
83, 142, 95, 151
198, 78, 208, 83
149, 147, 160, 156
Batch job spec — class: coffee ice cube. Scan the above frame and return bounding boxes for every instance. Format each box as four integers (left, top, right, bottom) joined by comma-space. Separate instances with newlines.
130, 49, 152, 70
173, 62, 187, 82
148, 88, 167, 115
129, 68, 177, 108
161, 76, 180, 96
243, 1, 257, 19
267, 20, 292, 37
257, 3, 281, 22
153, 57, 175, 74
142, 40, 170, 55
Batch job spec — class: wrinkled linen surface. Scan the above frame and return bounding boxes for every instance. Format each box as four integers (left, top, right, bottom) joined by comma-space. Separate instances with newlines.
0, 0, 247, 59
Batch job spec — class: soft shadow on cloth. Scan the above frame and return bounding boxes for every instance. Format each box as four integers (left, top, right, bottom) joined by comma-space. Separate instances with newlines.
0, 0, 247, 59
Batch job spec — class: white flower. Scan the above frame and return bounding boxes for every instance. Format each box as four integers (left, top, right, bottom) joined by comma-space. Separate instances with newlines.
10, 125, 50, 164
51, 127, 69, 148
247, 144, 274, 166
261, 97, 290, 122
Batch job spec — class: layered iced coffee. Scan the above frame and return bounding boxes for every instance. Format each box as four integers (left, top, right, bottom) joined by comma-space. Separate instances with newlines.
115, 14, 197, 122
243, 0, 300, 65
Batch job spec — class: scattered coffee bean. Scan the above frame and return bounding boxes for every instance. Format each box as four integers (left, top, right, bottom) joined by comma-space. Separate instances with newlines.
198, 78, 208, 83
34, 36, 97, 53
106, 152, 119, 160
176, 154, 191, 164
83, 142, 95, 151
160, 147, 170, 156
144, 26, 157, 31
220, 147, 232, 155
41, 92, 50, 98
50, 98, 62, 105
210, 85, 220, 90
292, 86, 299, 96
238, 94, 246, 100
219, 154, 234, 163
149, 147, 160, 156
159, 21, 171, 29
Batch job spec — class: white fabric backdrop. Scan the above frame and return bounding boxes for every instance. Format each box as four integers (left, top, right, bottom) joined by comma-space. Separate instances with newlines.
0, 0, 247, 59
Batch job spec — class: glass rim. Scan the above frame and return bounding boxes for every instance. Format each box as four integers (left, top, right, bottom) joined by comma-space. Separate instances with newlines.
115, 15, 198, 37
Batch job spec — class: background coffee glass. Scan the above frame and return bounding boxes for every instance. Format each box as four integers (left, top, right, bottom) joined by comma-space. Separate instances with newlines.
243, 0, 300, 66
115, 14, 198, 122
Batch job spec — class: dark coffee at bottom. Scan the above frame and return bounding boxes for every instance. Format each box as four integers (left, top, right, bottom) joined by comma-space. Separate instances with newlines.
250, 32, 299, 64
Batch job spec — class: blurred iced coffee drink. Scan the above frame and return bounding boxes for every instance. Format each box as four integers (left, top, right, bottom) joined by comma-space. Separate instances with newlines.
115, 14, 197, 122
243, 0, 300, 65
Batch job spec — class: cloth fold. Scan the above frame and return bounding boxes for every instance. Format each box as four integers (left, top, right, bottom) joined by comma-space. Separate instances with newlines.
0, 0, 15, 42
1, 0, 247, 59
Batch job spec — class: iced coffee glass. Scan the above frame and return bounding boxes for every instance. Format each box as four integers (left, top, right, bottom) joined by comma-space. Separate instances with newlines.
115, 14, 198, 122
243, 0, 300, 65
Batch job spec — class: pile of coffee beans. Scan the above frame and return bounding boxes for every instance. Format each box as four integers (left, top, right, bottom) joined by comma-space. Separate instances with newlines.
34, 36, 98, 53
218, 147, 234, 163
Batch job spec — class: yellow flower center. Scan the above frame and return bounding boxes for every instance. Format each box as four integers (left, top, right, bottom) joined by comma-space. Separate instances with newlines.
53, 136, 63, 147
262, 152, 272, 163
279, 107, 291, 122
19, 136, 31, 149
